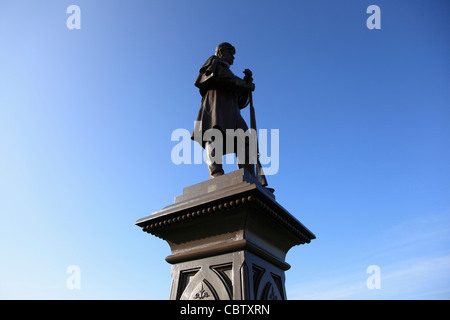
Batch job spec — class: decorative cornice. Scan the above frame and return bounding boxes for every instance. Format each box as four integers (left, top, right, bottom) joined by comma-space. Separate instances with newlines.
138, 192, 315, 245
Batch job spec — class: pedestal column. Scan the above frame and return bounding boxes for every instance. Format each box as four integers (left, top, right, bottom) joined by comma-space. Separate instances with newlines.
136, 169, 315, 300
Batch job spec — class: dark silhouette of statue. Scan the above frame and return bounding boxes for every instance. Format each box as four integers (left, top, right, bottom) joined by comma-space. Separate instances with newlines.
191, 42, 257, 179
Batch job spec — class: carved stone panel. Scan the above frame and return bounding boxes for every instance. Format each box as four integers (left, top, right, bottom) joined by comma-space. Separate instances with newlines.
169, 250, 287, 300
173, 253, 238, 300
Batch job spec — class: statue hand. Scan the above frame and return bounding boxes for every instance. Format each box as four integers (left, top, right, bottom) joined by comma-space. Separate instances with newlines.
235, 77, 255, 91
243, 69, 253, 84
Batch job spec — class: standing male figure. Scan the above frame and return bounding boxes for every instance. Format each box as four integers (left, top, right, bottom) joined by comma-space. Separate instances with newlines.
191, 42, 256, 178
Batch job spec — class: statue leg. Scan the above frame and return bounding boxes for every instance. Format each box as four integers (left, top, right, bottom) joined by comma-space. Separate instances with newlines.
236, 139, 255, 176
205, 142, 224, 178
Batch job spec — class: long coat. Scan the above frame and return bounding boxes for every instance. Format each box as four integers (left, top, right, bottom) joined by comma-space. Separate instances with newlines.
191, 55, 250, 152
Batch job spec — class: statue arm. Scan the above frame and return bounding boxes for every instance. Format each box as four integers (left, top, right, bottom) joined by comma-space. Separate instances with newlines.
195, 58, 254, 95
215, 71, 254, 91
237, 89, 250, 109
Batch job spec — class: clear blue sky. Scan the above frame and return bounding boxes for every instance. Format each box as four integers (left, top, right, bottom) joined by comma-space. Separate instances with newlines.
1, 0, 449, 299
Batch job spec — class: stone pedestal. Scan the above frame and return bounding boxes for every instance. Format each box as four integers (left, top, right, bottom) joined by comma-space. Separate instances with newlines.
135, 169, 315, 300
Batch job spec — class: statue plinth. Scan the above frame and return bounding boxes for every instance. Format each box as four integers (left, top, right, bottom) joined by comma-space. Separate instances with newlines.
136, 169, 315, 300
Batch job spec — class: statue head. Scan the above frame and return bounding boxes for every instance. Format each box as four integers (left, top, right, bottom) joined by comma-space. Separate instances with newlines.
215, 42, 235, 65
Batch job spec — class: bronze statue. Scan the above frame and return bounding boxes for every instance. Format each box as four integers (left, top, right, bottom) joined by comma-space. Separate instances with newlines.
192, 43, 267, 186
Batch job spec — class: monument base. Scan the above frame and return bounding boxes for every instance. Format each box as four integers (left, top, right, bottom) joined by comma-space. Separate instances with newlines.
136, 169, 315, 300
